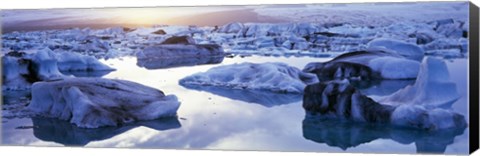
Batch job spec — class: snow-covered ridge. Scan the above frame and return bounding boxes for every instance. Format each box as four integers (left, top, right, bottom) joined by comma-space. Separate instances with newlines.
179, 62, 319, 93
27, 77, 181, 128
2, 16, 468, 59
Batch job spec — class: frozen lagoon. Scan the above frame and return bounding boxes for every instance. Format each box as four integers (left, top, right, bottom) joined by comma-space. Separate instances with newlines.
1, 55, 469, 154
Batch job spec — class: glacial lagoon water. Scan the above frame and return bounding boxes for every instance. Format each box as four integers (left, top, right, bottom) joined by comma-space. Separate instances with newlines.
1, 55, 469, 154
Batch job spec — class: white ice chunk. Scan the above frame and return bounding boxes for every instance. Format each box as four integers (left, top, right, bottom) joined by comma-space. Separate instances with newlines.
180, 62, 319, 93
2, 49, 65, 90
137, 44, 224, 59
56, 52, 115, 71
304, 51, 420, 79
2, 56, 32, 90
390, 105, 466, 130
30, 48, 65, 80
368, 56, 420, 79
219, 22, 244, 33
368, 38, 425, 61
381, 57, 460, 108
27, 77, 180, 128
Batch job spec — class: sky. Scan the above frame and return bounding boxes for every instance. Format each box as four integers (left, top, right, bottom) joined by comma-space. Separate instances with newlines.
0, 2, 469, 33
0, 5, 285, 32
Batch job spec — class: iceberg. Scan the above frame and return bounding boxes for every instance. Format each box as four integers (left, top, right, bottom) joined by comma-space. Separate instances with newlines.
180, 62, 319, 93
350, 79, 415, 96
2, 48, 115, 90
160, 35, 196, 44
56, 52, 115, 71
303, 80, 466, 130
137, 44, 224, 59
303, 50, 420, 80
27, 77, 181, 128
136, 35, 224, 59
1, 19, 469, 59
2, 49, 65, 90
137, 56, 224, 69
367, 38, 425, 61
380, 57, 460, 108
218, 22, 244, 33
71, 36, 111, 53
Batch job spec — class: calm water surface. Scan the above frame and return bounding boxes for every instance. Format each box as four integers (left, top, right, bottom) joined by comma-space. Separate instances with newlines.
1, 56, 469, 154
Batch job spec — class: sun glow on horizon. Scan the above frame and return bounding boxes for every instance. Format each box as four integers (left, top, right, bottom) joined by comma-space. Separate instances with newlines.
102, 7, 237, 26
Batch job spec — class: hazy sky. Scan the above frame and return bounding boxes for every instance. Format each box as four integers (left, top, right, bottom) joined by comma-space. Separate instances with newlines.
1, 5, 286, 32
0, 2, 468, 33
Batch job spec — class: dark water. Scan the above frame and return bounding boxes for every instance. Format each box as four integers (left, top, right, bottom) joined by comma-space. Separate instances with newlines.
0, 56, 469, 154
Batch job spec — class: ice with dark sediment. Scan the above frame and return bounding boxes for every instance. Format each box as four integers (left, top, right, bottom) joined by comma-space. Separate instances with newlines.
27, 77, 180, 128
2, 48, 115, 90
303, 50, 420, 80
303, 80, 467, 131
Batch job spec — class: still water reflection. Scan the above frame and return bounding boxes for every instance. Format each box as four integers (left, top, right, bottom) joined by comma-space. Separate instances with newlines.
1, 56, 469, 154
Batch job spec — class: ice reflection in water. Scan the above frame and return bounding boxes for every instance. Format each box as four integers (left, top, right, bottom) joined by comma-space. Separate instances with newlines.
180, 85, 302, 107
31, 117, 181, 146
302, 116, 466, 154
0, 56, 469, 154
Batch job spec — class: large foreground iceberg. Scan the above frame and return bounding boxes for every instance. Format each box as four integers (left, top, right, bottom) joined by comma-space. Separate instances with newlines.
303, 80, 466, 131
380, 57, 460, 108
27, 78, 180, 128
180, 62, 319, 93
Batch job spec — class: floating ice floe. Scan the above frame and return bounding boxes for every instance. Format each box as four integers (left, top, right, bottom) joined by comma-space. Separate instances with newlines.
159, 35, 196, 44
136, 36, 224, 59
218, 22, 244, 33
2, 49, 65, 90
2, 48, 115, 90
27, 77, 181, 128
303, 50, 420, 80
56, 51, 116, 71
367, 38, 425, 61
1, 18, 468, 58
180, 62, 319, 93
303, 80, 467, 131
137, 56, 224, 69
380, 57, 460, 108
